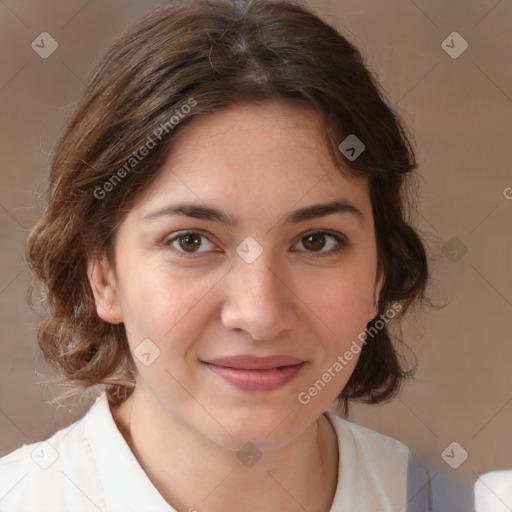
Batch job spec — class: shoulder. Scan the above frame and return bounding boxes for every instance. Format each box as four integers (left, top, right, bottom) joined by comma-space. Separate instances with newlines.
0, 396, 106, 512
325, 412, 476, 512
325, 411, 410, 511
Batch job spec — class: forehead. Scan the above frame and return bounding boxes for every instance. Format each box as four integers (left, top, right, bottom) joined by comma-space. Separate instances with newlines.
131, 99, 370, 221
167, 99, 334, 177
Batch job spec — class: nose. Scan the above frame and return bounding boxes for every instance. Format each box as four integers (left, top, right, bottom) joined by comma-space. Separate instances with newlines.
220, 250, 297, 341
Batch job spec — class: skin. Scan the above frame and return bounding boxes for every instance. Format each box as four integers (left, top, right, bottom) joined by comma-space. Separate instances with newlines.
88, 98, 383, 512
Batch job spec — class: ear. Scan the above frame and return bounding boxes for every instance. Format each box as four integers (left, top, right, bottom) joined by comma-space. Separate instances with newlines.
369, 271, 384, 321
87, 254, 123, 324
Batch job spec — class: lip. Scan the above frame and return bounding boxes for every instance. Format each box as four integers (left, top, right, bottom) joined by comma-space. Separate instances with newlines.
203, 355, 305, 392
206, 355, 304, 370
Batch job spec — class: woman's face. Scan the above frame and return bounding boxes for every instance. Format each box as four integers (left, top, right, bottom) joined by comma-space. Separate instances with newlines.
89, 99, 382, 451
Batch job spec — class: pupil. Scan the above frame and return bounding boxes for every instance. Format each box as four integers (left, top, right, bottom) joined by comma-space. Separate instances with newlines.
180, 233, 201, 252
304, 233, 325, 251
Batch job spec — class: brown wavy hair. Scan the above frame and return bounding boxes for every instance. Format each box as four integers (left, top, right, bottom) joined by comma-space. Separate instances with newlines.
25, 0, 428, 416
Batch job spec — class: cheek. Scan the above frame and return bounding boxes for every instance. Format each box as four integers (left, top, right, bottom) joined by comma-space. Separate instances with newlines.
120, 272, 215, 398
119, 269, 213, 350
305, 269, 375, 339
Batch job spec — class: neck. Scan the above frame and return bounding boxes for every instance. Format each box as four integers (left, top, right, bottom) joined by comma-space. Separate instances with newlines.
112, 390, 339, 512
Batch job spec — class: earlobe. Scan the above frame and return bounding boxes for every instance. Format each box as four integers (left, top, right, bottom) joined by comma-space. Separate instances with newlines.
369, 298, 379, 322
87, 255, 123, 324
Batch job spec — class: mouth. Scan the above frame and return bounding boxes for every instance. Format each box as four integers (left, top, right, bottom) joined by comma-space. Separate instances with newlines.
202, 355, 306, 392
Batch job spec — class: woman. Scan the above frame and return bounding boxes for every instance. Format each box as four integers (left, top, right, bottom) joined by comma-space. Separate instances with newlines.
0, 0, 475, 510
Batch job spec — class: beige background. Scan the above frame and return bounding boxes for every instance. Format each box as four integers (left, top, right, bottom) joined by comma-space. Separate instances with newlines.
0, 0, 510, 490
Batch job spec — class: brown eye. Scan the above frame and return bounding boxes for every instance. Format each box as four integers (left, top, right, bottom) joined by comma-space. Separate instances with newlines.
177, 233, 203, 253
302, 233, 328, 252
164, 231, 217, 256
293, 231, 347, 259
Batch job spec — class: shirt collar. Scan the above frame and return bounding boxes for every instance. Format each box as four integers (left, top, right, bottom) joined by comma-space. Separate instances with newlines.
85, 392, 176, 512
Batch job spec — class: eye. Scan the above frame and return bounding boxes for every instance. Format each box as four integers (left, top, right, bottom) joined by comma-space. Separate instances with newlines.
162, 229, 348, 259
163, 231, 218, 256
292, 230, 348, 259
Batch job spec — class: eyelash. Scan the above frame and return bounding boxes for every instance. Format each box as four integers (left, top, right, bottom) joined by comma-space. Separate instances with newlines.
162, 230, 348, 260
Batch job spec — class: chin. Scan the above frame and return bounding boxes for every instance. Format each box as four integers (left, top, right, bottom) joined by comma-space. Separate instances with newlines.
205, 409, 310, 452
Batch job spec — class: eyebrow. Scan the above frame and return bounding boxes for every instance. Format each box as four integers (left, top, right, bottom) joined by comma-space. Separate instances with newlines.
141, 199, 364, 226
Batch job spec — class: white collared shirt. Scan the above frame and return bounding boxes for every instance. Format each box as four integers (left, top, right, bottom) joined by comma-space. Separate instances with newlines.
0, 392, 410, 511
